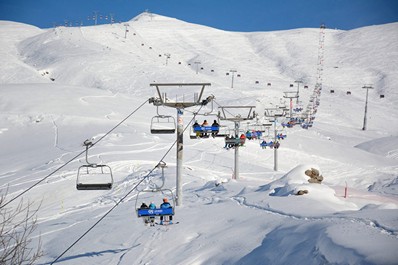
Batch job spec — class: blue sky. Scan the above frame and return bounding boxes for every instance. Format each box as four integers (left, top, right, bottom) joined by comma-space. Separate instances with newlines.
1, 0, 397, 31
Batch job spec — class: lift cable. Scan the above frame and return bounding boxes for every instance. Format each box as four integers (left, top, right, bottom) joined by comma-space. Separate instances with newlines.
51, 104, 204, 264
1, 99, 149, 209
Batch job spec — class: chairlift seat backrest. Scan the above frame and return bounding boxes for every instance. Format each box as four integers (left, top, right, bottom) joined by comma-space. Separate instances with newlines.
193, 126, 219, 132
225, 138, 244, 145
137, 207, 174, 217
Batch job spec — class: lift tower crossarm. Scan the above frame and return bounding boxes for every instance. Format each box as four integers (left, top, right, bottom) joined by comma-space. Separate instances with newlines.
150, 83, 211, 108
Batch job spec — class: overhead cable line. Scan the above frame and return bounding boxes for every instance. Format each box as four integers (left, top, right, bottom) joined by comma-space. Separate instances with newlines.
1, 99, 149, 209
51, 104, 204, 264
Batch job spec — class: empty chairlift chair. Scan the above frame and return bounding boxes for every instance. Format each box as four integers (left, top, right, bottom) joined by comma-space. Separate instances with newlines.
76, 140, 114, 190
150, 115, 176, 134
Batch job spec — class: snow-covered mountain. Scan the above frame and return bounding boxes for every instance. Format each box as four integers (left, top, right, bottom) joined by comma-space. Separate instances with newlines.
0, 12, 397, 265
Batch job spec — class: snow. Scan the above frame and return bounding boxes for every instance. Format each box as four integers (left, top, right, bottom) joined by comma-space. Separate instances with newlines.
1, 12, 397, 265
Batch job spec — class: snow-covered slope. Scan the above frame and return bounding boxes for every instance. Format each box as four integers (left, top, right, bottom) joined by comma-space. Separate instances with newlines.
0, 12, 397, 265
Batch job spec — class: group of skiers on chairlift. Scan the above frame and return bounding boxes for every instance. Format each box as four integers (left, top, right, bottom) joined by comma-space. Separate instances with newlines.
260, 139, 281, 149
139, 198, 173, 225
193, 119, 220, 138
224, 133, 246, 149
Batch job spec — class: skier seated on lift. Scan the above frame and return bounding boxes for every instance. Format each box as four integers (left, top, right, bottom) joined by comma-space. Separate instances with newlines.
260, 140, 267, 149
193, 120, 201, 137
139, 202, 156, 226
140, 202, 149, 209
211, 120, 219, 137
159, 198, 173, 225
201, 120, 209, 137
245, 130, 252, 140
240, 134, 246, 146
224, 134, 233, 149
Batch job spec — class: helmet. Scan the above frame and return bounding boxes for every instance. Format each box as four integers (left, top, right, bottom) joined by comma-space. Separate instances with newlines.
163, 198, 168, 202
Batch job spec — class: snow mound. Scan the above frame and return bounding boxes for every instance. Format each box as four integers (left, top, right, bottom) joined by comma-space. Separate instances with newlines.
267, 164, 342, 202
267, 164, 324, 195
264, 164, 360, 212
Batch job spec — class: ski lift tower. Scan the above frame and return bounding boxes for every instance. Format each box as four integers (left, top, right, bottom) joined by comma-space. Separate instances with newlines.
362, 84, 374, 131
218, 106, 256, 180
294, 80, 303, 104
149, 83, 213, 206
283, 91, 298, 118
124, 23, 129, 39
264, 107, 286, 171
229, 69, 238, 88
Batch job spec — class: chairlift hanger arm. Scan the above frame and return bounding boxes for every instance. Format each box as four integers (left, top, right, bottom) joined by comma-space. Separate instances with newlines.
218, 106, 256, 121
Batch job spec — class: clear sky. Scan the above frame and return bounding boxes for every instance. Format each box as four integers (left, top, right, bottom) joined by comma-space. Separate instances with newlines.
1, 0, 397, 31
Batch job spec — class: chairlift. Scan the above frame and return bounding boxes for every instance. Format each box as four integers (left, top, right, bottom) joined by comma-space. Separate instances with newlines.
150, 106, 176, 134
135, 188, 175, 224
150, 115, 176, 134
260, 140, 280, 149
224, 128, 247, 148
190, 124, 211, 139
246, 123, 271, 139
190, 110, 226, 139
76, 140, 114, 190
216, 125, 231, 137
134, 161, 175, 225
224, 137, 245, 149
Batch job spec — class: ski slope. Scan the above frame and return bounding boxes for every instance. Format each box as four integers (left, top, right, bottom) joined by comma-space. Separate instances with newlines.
0, 12, 397, 265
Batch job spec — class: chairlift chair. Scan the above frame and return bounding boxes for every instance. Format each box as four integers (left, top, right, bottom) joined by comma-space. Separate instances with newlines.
216, 125, 231, 137
190, 124, 225, 139
135, 188, 176, 224
190, 110, 225, 138
150, 115, 176, 134
76, 140, 114, 190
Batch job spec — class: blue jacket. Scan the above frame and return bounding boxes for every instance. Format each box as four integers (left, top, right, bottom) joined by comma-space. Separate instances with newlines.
160, 202, 171, 209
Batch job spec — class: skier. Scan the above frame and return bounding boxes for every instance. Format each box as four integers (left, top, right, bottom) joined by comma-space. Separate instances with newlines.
193, 120, 201, 138
159, 198, 173, 225
239, 134, 246, 146
148, 202, 156, 226
202, 120, 209, 137
260, 140, 267, 149
211, 120, 219, 137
